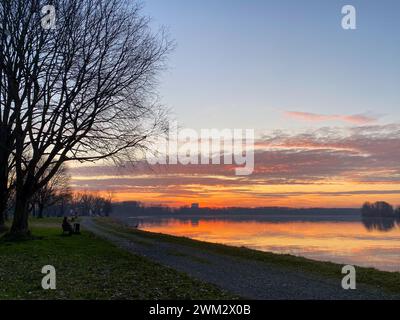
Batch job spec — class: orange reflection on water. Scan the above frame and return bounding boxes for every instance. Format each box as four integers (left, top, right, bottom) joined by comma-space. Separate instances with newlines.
140, 220, 400, 272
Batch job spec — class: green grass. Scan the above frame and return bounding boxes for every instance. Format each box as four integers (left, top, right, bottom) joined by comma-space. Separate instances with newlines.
0, 219, 236, 300
95, 217, 400, 295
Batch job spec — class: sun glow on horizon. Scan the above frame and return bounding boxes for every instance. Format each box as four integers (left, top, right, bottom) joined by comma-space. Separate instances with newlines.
69, 124, 400, 209
71, 176, 400, 208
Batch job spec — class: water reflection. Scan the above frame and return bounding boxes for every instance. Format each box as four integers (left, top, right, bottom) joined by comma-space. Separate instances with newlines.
134, 217, 400, 272
361, 216, 398, 232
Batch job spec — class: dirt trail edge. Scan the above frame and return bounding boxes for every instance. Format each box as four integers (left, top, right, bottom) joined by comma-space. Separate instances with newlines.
82, 217, 398, 300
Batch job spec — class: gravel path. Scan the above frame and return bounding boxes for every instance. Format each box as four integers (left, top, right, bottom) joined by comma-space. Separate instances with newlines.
82, 218, 398, 300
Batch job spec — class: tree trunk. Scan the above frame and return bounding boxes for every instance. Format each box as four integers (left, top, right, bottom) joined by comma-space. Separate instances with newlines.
38, 204, 44, 219
60, 202, 65, 217
10, 194, 31, 237
0, 162, 8, 232
0, 191, 8, 232
0, 204, 6, 232
31, 203, 35, 217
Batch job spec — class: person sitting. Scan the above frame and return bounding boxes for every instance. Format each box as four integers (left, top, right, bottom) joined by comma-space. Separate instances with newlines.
62, 217, 73, 235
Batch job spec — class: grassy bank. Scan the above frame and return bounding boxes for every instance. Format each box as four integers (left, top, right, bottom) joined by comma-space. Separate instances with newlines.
95, 218, 400, 295
0, 219, 235, 300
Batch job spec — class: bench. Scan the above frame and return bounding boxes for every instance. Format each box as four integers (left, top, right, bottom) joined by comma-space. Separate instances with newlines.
73, 223, 81, 234
62, 224, 73, 235
62, 223, 80, 235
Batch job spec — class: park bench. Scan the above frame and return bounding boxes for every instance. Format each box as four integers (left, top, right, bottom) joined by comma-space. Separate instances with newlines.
73, 223, 81, 234
62, 223, 81, 235
62, 224, 73, 236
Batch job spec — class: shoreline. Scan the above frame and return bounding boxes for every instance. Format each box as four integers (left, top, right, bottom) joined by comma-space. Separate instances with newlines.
113, 214, 400, 272
95, 217, 400, 297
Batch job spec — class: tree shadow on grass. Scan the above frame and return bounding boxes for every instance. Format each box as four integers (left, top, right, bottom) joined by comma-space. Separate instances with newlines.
0, 232, 44, 243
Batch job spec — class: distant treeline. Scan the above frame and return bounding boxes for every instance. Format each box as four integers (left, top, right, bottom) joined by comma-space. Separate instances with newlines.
29, 191, 113, 218
112, 201, 360, 217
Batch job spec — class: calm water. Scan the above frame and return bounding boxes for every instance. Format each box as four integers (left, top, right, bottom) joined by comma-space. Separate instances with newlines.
136, 217, 400, 272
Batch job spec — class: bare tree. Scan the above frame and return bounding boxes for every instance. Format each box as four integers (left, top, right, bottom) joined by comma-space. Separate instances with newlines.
103, 191, 114, 216
32, 164, 71, 218
76, 192, 95, 216
71, 191, 111, 216
0, 0, 171, 237
0, 6, 17, 230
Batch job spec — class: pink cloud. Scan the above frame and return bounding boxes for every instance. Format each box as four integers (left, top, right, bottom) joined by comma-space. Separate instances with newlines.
284, 111, 379, 125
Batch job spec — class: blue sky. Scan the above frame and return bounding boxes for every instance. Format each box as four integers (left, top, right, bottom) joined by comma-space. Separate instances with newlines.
143, 0, 400, 133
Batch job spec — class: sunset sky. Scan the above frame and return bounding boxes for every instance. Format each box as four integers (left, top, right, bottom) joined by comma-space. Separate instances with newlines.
70, 0, 400, 208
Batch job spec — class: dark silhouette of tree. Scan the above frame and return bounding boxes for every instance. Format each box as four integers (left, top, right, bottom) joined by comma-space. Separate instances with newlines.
103, 191, 114, 217
0, 0, 171, 237
70, 191, 112, 217
0, 20, 15, 230
361, 201, 394, 218
395, 207, 400, 225
32, 164, 71, 218
76, 192, 95, 216
361, 201, 397, 232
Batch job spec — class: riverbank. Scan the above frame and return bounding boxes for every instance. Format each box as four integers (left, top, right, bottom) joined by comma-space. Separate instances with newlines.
86, 217, 400, 299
